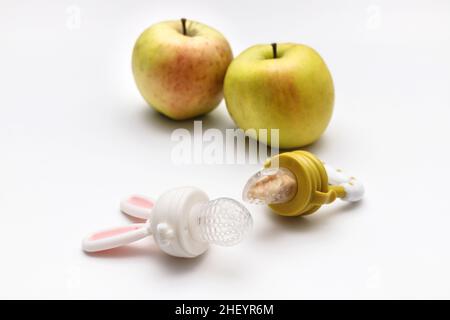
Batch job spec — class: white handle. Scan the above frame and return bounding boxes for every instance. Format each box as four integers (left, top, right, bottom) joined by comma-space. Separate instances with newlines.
82, 223, 151, 252
120, 195, 155, 220
323, 163, 364, 202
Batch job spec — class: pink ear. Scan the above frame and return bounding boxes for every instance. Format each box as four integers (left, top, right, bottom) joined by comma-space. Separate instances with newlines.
89, 225, 143, 241
128, 196, 154, 209
82, 223, 149, 252
120, 194, 155, 220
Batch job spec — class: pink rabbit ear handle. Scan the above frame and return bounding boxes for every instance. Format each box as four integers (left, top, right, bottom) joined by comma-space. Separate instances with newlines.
120, 194, 155, 220
82, 223, 151, 252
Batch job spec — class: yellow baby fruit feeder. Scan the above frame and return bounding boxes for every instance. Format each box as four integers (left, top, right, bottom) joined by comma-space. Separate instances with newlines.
243, 150, 364, 216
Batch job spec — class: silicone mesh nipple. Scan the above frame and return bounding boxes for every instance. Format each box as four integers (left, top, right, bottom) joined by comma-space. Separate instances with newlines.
243, 167, 297, 205
189, 198, 253, 246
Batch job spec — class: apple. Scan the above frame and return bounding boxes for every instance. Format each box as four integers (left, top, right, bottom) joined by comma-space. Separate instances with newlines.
132, 18, 233, 120
224, 43, 334, 148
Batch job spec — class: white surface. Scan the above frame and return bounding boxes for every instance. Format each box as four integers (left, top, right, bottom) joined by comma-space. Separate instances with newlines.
1, 0, 450, 299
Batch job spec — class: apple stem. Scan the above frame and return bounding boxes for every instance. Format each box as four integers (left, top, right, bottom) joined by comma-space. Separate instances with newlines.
181, 18, 187, 35
271, 43, 277, 59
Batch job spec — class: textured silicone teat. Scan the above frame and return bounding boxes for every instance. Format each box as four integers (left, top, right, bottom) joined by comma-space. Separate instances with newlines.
189, 198, 253, 246
243, 167, 297, 205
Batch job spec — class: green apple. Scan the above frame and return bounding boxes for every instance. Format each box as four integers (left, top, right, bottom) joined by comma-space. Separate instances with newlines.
132, 19, 233, 120
224, 43, 334, 148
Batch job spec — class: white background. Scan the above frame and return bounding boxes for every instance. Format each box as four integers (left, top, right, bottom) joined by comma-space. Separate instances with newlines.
1, 0, 450, 299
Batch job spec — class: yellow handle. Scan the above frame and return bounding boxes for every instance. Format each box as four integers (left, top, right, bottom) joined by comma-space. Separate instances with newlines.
312, 190, 336, 205
264, 151, 346, 216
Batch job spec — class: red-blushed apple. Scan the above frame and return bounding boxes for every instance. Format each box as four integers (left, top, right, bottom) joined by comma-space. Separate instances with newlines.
132, 19, 233, 120
224, 43, 334, 148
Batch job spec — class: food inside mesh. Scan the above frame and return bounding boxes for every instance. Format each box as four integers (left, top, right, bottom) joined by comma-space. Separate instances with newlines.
244, 168, 297, 204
